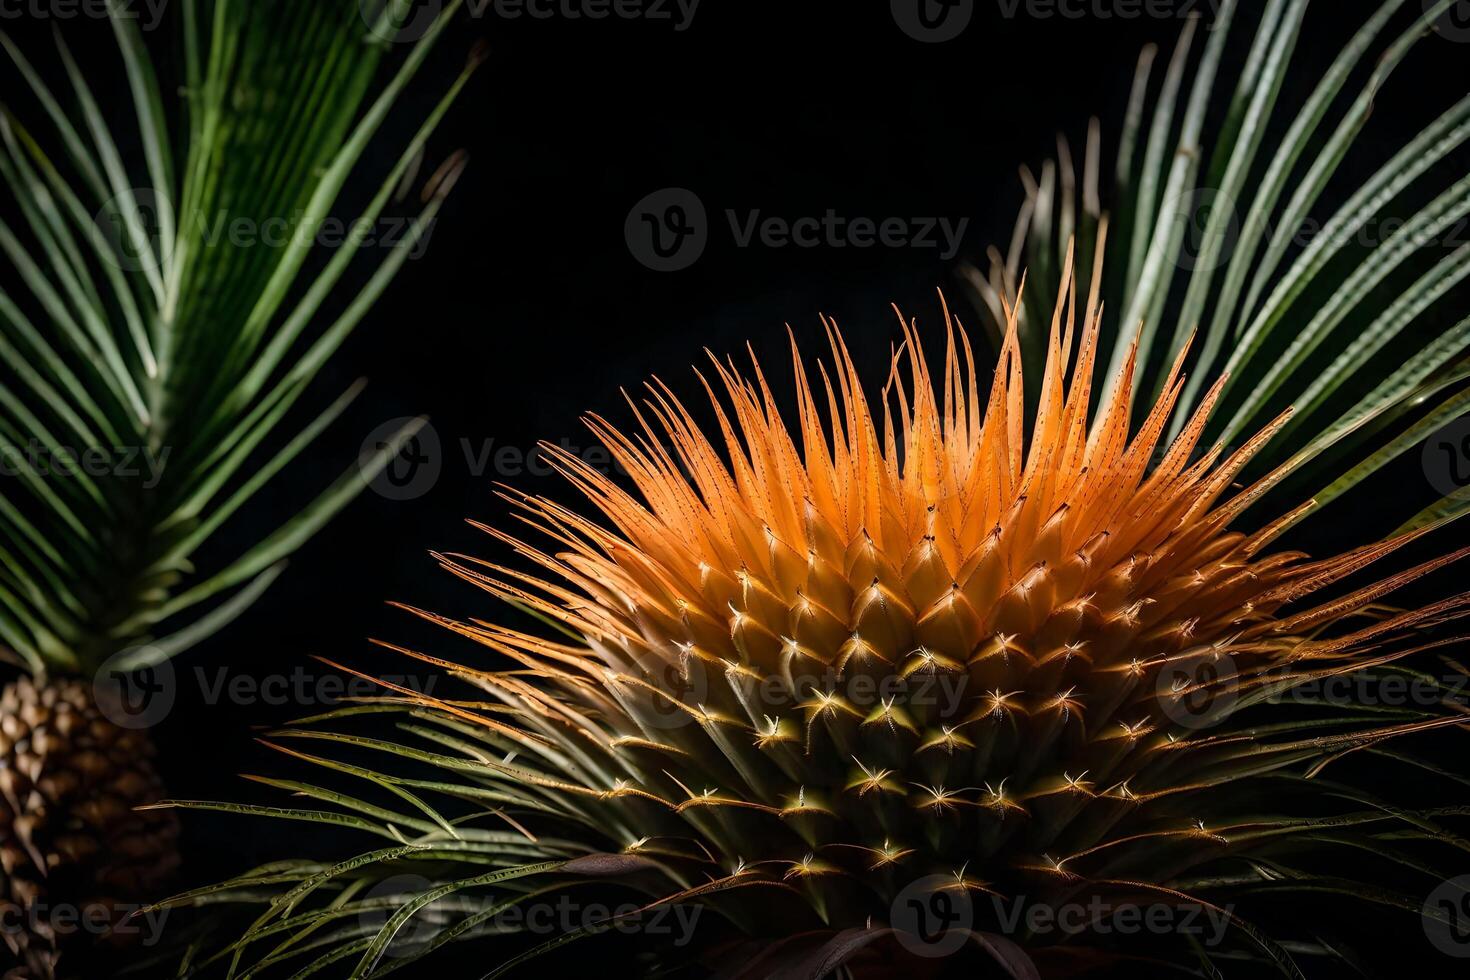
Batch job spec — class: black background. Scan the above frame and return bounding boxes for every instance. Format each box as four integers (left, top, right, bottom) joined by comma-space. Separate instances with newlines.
6, 0, 1470, 975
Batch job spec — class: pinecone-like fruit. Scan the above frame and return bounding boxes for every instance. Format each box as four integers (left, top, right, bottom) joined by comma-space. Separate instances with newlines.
216, 291, 1468, 975
391, 296, 1468, 961
0, 676, 179, 979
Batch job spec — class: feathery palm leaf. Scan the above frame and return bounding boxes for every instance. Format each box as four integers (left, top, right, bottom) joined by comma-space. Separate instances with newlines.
963, 0, 1470, 538
0, 0, 481, 679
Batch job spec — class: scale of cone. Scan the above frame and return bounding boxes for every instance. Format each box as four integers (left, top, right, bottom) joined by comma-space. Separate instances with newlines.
0, 678, 178, 978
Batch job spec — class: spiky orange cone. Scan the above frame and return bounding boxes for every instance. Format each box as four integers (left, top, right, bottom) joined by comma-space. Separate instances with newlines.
180, 265, 1470, 975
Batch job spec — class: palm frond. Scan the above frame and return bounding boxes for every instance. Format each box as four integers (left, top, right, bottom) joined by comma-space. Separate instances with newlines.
0, 0, 482, 676
964, 0, 1470, 533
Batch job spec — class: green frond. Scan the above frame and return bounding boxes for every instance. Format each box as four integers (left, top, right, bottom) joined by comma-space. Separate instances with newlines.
0, 0, 481, 676
966, 0, 1470, 528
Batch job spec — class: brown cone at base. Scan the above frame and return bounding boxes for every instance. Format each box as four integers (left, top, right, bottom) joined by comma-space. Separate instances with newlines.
0, 677, 179, 979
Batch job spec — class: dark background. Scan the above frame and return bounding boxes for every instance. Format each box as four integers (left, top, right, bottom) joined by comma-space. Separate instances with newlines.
6, 0, 1470, 975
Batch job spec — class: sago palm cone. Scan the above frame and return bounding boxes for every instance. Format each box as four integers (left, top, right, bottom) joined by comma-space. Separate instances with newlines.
167, 264, 1470, 977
